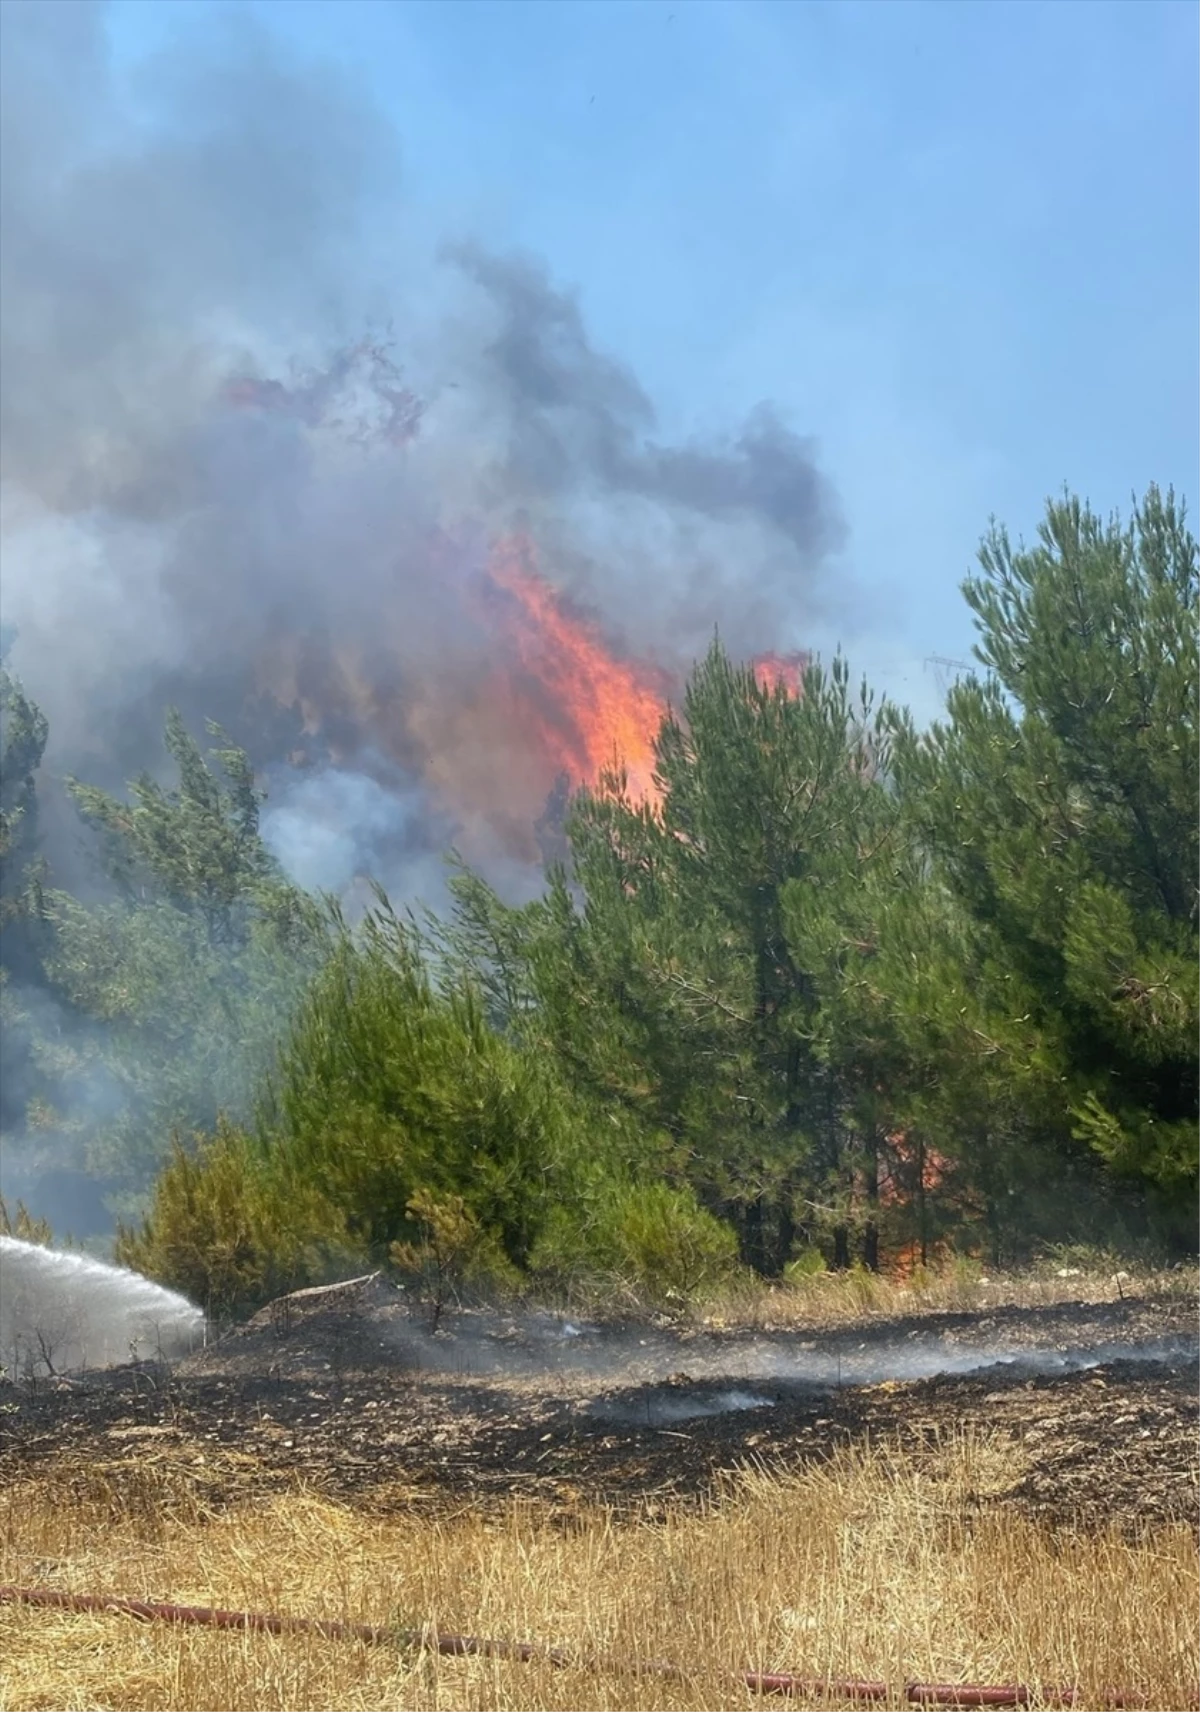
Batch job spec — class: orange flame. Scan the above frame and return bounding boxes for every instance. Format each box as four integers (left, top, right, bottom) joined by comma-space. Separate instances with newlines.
752, 651, 809, 696
253, 530, 811, 850
483, 538, 670, 806
481, 540, 809, 812
879, 1134, 951, 1207
229, 352, 813, 854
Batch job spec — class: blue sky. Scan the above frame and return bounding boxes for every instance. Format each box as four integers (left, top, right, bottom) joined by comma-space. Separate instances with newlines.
106, 0, 1197, 719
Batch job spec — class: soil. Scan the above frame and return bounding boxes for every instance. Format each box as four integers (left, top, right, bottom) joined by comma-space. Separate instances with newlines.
1, 1283, 1195, 1532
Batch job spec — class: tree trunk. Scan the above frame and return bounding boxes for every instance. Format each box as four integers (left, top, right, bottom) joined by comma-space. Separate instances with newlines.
743, 1194, 768, 1275
863, 1222, 879, 1273
832, 1225, 851, 1270
916, 1133, 929, 1269
774, 1185, 797, 1275
863, 1129, 880, 1272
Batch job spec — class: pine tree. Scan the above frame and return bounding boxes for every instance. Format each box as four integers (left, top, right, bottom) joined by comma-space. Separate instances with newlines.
0, 662, 51, 1142
43, 713, 330, 1195
65, 709, 282, 941
897, 487, 1198, 1231
450, 642, 907, 1274
0, 662, 49, 976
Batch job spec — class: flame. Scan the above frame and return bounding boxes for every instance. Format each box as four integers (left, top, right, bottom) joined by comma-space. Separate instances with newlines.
879, 1134, 951, 1205
251, 526, 811, 857
752, 651, 808, 696
479, 539, 809, 810
482, 537, 670, 806
887, 1240, 954, 1282
230, 352, 810, 855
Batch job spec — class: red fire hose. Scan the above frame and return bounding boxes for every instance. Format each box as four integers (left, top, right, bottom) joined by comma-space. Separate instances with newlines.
0, 1584, 1185, 1708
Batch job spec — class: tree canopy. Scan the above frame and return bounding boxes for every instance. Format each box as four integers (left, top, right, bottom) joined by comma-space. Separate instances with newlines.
1, 709, 330, 1214
897, 487, 1197, 1221
2, 484, 1195, 1300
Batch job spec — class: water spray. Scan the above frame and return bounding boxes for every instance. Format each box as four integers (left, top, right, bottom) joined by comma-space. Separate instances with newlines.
0, 1238, 205, 1379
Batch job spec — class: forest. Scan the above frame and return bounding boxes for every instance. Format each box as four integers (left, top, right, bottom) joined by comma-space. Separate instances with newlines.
1, 486, 1196, 1313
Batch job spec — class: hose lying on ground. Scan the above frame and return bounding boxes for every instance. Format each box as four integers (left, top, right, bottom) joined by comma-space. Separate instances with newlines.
0, 1584, 1184, 1708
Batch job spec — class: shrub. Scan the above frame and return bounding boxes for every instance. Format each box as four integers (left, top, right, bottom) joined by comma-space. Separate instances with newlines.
389, 1188, 520, 1327
783, 1246, 827, 1282
595, 1180, 740, 1302
261, 909, 605, 1271
120, 906, 641, 1316
0, 1197, 53, 1246
115, 1121, 356, 1317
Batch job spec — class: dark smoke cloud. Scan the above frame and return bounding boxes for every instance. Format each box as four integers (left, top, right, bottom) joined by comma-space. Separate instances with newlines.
0, 0, 843, 899
454, 244, 841, 559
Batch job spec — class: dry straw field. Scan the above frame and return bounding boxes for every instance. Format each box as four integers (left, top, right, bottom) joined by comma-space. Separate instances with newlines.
2, 1435, 1195, 1712
1, 1267, 1196, 1711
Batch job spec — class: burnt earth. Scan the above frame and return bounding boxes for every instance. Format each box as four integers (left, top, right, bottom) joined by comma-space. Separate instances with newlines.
1, 1288, 1195, 1531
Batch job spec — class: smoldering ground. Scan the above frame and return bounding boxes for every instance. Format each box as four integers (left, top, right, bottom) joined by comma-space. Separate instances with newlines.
4, 1249, 1193, 1416
179, 1275, 1200, 1401
0, 0, 844, 900
2, 1254, 1193, 1531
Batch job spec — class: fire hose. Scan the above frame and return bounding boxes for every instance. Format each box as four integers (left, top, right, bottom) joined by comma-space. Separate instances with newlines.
0, 1584, 1187, 1708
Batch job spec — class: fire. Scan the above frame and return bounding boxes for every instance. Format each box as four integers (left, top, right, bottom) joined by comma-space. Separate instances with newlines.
752, 651, 809, 696
251, 525, 810, 856
480, 540, 809, 811
231, 353, 810, 846
482, 537, 671, 806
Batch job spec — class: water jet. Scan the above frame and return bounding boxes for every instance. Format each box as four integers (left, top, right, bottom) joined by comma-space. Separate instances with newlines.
0, 1238, 205, 1378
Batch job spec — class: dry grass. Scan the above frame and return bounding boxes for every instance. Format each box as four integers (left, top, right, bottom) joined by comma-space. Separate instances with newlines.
691, 1261, 1200, 1331
1, 1430, 1195, 1711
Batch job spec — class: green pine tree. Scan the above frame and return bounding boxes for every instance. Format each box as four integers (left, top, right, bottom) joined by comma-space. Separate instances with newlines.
896, 486, 1197, 1233
44, 713, 330, 1198
449, 642, 908, 1274
0, 661, 49, 976
0, 661, 52, 1143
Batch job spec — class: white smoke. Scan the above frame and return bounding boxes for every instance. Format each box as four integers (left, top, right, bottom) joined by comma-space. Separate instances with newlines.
0, 0, 843, 888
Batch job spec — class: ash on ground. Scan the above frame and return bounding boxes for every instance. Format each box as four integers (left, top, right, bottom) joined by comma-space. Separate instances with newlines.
2, 1279, 1195, 1533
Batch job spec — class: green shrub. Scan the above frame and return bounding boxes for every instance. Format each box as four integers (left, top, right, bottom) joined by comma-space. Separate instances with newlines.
120, 904, 642, 1316
261, 908, 604, 1271
115, 1121, 356, 1317
0, 1197, 53, 1246
390, 1188, 520, 1327
594, 1180, 739, 1302
783, 1246, 828, 1282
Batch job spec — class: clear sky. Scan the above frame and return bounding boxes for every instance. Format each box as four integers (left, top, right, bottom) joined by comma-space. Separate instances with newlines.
105, 0, 1197, 720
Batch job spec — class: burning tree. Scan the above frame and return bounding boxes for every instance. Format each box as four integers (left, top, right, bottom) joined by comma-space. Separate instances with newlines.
30, 487, 1199, 1301
448, 640, 911, 1275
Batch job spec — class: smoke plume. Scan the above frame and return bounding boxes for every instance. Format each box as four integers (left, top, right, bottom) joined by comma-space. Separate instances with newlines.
0, 0, 842, 899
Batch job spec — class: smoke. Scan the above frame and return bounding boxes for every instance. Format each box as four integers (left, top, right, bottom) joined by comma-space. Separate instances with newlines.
0, 2, 845, 1233
194, 1284, 1198, 1413
383, 1305, 1199, 1407
0, 0, 843, 897
449, 241, 837, 558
